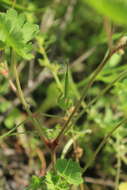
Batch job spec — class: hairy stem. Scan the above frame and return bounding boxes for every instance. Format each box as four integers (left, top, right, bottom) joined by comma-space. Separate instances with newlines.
11, 50, 47, 146
51, 150, 56, 170
115, 136, 121, 190
83, 118, 127, 173
39, 44, 63, 93
56, 44, 126, 143
71, 69, 127, 130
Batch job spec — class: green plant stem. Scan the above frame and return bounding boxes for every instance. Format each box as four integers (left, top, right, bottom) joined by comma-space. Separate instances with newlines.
51, 150, 56, 170
78, 64, 127, 88
63, 69, 127, 137
39, 45, 63, 93
83, 118, 127, 173
88, 70, 127, 107
63, 69, 127, 136
0, 119, 28, 142
115, 156, 121, 190
52, 71, 63, 92
55, 44, 127, 143
71, 69, 127, 129
80, 184, 86, 190
115, 137, 121, 190
11, 50, 47, 147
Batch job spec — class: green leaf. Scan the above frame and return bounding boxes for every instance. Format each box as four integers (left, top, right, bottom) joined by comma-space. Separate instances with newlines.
44, 124, 61, 140
57, 66, 74, 110
46, 172, 58, 190
0, 9, 39, 59
84, 0, 127, 25
55, 159, 83, 185
46, 171, 69, 190
4, 108, 20, 129
26, 176, 43, 190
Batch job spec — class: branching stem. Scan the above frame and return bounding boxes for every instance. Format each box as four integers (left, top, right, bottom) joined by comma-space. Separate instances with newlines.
55, 44, 127, 143
11, 50, 48, 148
83, 118, 127, 173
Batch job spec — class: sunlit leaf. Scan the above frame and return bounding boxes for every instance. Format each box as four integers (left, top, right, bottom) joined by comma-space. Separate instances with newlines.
55, 159, 83, 185
0, 9, 39, 59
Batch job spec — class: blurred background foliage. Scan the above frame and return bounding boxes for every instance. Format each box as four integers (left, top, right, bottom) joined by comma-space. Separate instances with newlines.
0, 0, 127, 190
